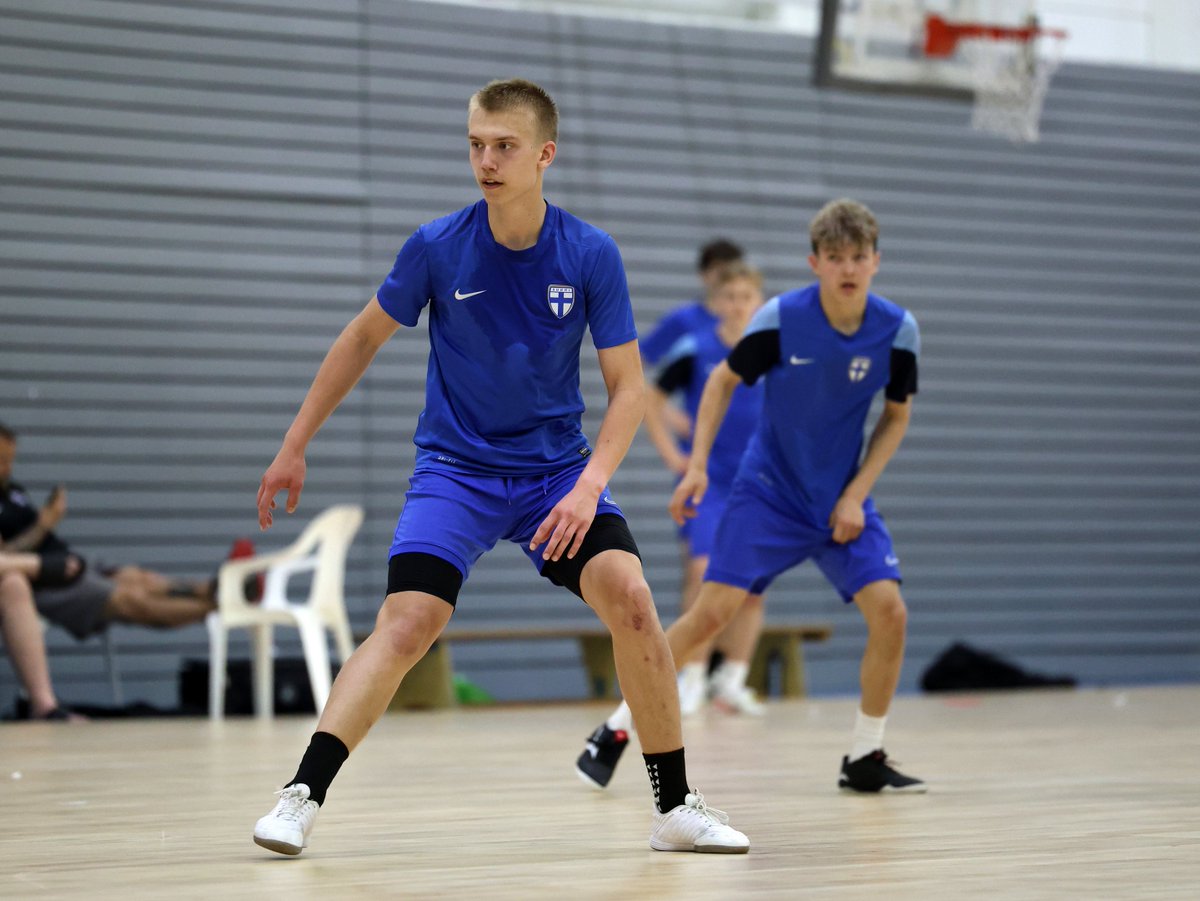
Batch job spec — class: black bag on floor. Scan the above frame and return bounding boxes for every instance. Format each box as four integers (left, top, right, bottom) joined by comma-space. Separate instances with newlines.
179, 658, 339, 715
920, 642, 1076, 692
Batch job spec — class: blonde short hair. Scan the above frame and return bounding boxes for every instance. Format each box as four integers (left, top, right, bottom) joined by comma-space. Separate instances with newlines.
809, 198, 879, 253
470, 78, 559, 143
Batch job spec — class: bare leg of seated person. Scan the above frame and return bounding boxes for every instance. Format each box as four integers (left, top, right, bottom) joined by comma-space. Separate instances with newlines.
0, 571, 84, 721
103, 574, 214, 629
110, 566, 212, 604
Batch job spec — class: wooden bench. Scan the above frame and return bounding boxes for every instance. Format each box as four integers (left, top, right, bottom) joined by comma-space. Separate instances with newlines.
385, 623, 833, 710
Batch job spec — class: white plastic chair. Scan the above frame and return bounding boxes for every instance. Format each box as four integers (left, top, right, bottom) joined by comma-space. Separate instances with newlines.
205, 504, 364, 719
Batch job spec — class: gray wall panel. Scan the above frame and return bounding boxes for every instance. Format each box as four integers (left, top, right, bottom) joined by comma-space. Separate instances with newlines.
2, 0, 1197, 712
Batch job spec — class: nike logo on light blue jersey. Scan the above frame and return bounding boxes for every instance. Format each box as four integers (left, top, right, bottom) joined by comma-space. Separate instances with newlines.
454, 289, 486, 300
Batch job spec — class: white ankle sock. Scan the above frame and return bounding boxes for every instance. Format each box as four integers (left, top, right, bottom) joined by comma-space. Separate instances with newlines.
679, 662, 706, 688
715, 661, 749, 693
849, 709, 887, 762
606, 701, 633, 733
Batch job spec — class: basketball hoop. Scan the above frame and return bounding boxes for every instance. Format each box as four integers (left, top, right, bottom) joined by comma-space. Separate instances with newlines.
924, 13, 1067, 144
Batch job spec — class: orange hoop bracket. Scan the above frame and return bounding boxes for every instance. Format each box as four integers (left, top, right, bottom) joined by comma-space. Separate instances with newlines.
924, 13, 1067, 58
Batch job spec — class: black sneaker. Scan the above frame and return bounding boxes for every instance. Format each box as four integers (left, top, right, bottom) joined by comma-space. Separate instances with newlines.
575, 724, 629, 789
839, 750, 927, 793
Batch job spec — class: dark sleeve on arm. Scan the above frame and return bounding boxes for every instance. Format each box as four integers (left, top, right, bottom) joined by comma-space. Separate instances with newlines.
656, 356, 694, 394
726, 329, 781, 385
886, 349, 918, 402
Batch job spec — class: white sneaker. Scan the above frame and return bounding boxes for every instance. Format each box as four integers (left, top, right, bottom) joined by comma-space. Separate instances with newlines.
711, 684, 765, 716
677, 666, 707, 716
253, 784, 319, 856
649, 792, 750, 853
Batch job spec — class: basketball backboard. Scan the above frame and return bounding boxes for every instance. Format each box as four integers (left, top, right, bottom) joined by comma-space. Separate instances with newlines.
814, 0, 1047, 98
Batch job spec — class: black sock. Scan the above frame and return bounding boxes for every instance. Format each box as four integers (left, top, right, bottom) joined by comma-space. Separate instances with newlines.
643, 747, 688, 814
286, 731, 349, 806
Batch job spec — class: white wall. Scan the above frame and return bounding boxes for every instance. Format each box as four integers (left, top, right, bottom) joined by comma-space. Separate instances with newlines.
1037, 0, 1200, 71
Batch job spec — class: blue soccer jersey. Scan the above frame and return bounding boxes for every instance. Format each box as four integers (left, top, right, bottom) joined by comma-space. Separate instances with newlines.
657, 327, 763, 488
639, 300, 718, 366
376, 200, 638, 475
727, 284, 920, 522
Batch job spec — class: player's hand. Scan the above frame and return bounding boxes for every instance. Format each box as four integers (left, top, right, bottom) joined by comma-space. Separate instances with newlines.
39, 484, 67, 530
257, 446, 306, 531
829, 495, 865, 544
668, 467, 708, 526
529, 481, 600, 562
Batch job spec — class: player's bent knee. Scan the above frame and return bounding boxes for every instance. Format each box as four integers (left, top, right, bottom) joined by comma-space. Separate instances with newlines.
692, 604, 732, 642
599, 578, 656, 633
107, 586, 150, 621
544, 514, 641, 601
859, 587, 907, 635
694, 583, 746, 631
581, 557, 656, 628
374, 594, 448, 661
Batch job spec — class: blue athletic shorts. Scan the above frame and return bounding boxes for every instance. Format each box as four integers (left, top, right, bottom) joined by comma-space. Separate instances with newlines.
704, 478, 902, 602
389, 461, 625, 581
678, 479, 730, 559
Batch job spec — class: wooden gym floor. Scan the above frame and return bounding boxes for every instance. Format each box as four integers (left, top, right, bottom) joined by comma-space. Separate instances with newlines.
1, 686, 1197, 900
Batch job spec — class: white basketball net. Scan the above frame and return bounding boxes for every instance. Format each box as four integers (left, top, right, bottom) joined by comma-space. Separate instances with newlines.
962, 31, 1065, 143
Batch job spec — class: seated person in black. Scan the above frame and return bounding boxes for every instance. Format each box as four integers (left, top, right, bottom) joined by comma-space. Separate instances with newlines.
0, 422, 215, 642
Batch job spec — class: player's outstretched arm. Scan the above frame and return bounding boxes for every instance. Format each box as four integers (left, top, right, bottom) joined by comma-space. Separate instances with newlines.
668, 361, 739, 525
830, 397, 913, 543
530, 339, 645, 563
257, 297, 400, 529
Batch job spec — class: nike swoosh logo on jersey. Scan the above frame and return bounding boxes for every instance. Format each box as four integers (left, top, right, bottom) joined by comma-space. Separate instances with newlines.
885, 554, 899, 566
454, 289, 486, 300
789, 355, 814, 365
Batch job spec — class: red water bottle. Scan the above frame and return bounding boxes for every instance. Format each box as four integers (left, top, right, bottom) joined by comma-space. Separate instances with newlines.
228, 538, 264, 602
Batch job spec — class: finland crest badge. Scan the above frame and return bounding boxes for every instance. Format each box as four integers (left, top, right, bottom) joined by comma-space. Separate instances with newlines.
547, 284, 576, 319
848, 356, 871, 382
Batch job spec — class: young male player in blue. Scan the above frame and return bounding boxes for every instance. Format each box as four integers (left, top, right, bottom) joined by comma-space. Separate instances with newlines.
640, 261, 768, 717
250, 79, 748, 856
579, 198, 927, 794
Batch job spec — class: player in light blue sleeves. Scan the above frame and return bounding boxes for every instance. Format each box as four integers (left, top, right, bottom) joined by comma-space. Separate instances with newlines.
249, 78, 747, 857
582, 198, 927, 795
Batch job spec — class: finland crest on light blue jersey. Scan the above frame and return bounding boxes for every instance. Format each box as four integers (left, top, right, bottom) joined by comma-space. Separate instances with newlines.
736, 283, 918, 522
548, 284, 576, 319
